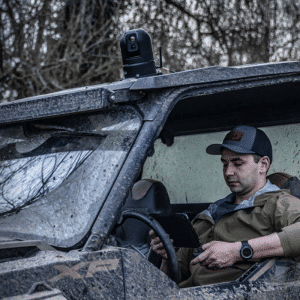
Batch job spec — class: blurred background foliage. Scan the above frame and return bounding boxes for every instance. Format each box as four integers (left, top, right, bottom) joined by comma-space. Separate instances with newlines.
1, 0, 300, 102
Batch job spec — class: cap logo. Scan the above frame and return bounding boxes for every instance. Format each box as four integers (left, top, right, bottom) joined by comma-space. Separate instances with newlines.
224, 131, 243, 142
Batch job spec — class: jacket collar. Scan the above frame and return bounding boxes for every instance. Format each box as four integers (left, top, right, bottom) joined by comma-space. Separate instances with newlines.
200, 180, 280, 223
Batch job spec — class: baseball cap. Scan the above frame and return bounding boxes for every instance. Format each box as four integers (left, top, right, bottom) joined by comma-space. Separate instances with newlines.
206, 125, 272, 163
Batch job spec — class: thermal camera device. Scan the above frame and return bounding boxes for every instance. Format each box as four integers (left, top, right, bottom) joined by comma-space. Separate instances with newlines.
120, 28, 157, 78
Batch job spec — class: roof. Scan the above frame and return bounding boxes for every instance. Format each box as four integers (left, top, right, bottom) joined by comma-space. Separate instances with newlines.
1, 62, 300, 125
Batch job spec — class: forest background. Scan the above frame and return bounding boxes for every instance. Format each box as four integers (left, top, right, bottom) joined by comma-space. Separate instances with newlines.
1, 0, 300, 103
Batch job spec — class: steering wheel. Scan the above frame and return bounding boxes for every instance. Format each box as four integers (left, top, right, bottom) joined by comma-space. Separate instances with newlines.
121, 210, 179, 283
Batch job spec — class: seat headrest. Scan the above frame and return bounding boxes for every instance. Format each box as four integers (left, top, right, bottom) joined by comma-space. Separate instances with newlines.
132, 179, 158, 200
124, 179, 171, 214
266, 172, 292, 188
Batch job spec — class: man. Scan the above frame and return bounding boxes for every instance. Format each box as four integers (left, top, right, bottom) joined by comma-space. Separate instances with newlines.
150, 125, 300, 287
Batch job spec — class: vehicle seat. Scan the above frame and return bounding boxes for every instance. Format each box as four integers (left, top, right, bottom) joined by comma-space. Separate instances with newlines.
123, 179, 172, 214
114, 179, 172, 257
267, 172, 300, 199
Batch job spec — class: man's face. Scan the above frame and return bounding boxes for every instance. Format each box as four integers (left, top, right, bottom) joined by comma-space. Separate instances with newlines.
221, 149, 260, 196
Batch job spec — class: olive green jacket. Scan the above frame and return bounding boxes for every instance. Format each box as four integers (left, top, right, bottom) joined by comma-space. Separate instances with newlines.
177, 189, 300, 288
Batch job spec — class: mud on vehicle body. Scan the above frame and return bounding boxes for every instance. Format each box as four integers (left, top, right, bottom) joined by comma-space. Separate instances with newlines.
1, 29, 300, 299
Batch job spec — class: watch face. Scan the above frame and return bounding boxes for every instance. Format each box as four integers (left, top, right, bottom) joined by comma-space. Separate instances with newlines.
242, 248, 252, 257
242, 246, 252, 259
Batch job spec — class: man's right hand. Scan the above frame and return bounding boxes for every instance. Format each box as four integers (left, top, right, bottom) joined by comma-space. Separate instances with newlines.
149, 229, 168, 260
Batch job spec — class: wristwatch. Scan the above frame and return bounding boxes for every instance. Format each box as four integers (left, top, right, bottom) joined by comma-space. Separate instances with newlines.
240, 241, 253, 261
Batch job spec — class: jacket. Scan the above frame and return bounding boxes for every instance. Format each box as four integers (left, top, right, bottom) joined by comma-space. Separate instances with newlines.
177, 189, 300, 288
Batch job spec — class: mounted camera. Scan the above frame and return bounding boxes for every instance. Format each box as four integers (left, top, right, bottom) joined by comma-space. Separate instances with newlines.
120, 28, 157, 78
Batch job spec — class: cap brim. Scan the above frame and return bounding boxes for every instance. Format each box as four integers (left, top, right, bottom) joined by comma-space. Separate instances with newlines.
206, 144, 256, 155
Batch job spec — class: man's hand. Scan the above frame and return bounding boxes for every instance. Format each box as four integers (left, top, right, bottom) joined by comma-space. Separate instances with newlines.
190, 241, 241, 269
149, 229, 168, 260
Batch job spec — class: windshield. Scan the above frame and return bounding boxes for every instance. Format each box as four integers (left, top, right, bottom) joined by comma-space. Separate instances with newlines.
0, 107, 141, 248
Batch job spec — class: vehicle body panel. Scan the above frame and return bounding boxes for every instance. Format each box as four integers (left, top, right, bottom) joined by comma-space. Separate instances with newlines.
1, 61, 300, 299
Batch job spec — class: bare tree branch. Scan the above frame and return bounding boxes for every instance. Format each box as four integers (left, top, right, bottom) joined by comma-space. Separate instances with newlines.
2, 0, 300, 102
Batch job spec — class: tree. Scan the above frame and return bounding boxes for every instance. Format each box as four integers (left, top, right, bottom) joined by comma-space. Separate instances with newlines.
1, 0, 300, 102
1, 0, 122, 102
124, 0, 300, 71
